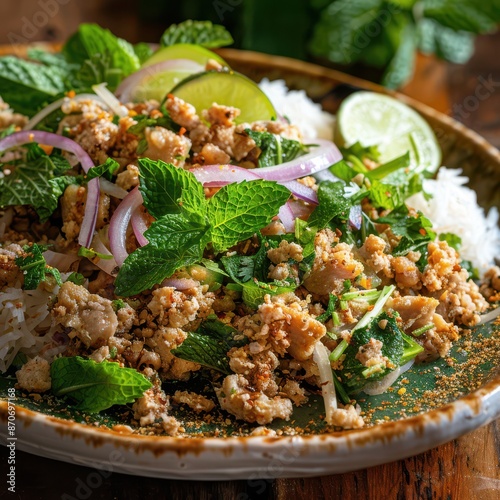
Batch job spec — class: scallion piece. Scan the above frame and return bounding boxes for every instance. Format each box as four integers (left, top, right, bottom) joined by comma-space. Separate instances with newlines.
330, 339, 348, 362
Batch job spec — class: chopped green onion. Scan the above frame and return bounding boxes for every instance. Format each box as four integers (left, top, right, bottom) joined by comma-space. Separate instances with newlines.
411, 323, 434, 337
352, 285, 396, 332
342, 289, 381, 301
329, 339, 348, 362
332, 375, 351, 405
361, 363, 385, 378
316, 293, 338, 323
400, 333, 424, 365
78, 247, 113, 260
339, 300, 348, 310
332, 312, 340, 326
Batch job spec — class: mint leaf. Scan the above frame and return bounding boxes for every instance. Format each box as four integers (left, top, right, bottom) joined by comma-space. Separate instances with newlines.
0, 56, 67, 116
307, 181, 352, 230
73, 53, 123, 90
134, 43, 154, 64
329, 160, 358, 183
63, 24, 140, 88
339, 312, 406, 393
0, 153, 80, 222
15, 244, 62, 290
138, 159, 206, 220
207, 180, 290, 253
241, 280, 296, 309
369, 173, 423, 211
172, 319, 247, 374
160, 20, 234, 49
87, 158, 120, 181
51, 356, 152, 413
114, 213, 210, 296
245, 129, 309, 167
309, 0, 384, 65
422, 0, 500, 34
439, 232, 462, 251
417, 18, 475, 64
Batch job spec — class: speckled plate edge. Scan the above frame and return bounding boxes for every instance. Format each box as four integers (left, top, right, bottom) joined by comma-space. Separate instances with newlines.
0, 48, 500, 479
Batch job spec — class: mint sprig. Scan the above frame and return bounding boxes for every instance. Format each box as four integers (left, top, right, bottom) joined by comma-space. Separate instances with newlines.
114, 160, 290, 296
51, 356, 152, 413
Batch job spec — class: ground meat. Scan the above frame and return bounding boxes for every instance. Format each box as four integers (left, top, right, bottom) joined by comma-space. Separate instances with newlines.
145, 326, 200, 380
132, 385, 181, 436
259, 295, 326, 361
15, 356, 51, 392
88, 346, 110, 363
166, 95, 201, 130
193, 143, 230, 165
392, 255, 421, 290
281, 379, 308, 406
480, 266, 500, 300
172, 390, 215, 413
202, 103, 240, 127
267, 240, 304, 265
359, 234, 394, 279
116, 163, 140, 190
304, 229, 364, 295
216, 374, 293, 425
0, 244, 22, 290
0, 98, 27, 129
355, 338, 388, 368
329, 404, 364, 429
52, 281, 118, 347
388, 295, 440, 332
143, 126, 191, 166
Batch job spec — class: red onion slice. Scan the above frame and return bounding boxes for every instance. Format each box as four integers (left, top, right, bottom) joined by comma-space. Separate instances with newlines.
91, 233, 119, 275
278, 202, 296, 233
115, 59, 204, 103
109, 186, 144, 266
99, 178, 128, 199
160, 278, 199, 290
0, 130, 98, 248
255, 139, 342, 182
131, 206, 149, 247
348, 204, 362, 230
24, 93, 108, 131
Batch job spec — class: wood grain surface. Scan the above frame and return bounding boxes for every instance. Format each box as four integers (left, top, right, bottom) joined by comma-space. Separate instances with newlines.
0, 4, 499, 500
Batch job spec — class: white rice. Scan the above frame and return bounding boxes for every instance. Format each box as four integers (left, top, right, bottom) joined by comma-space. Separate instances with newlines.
259, 78, 335, 140
408, 167, 500, 274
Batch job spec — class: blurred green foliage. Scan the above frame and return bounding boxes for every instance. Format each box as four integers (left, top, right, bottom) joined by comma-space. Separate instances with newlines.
139, 0, 500, 88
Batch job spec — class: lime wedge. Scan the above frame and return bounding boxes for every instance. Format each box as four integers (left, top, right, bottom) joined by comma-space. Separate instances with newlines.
335, 92, 441, 175
171, 71, 277, 123
142, 43, 228, 68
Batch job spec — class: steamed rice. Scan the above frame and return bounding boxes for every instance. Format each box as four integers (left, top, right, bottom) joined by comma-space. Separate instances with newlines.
408, 167, 500, 274
258, 78, 335, 140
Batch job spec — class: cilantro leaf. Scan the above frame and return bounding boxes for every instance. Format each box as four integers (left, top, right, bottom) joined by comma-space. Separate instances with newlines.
329, 160, 358, 183
172, 319, 247, 374
50, 356, 152, 413
0, 56, 68, 116
245, 129, 309, 168
307, 181, 352, 230
0, 152, 80, 222
207, 180, 290, 253
15, 244, 62, 290
138, 159, 206, 220
377, 206, 436, 267
160, 20, 234, 48
86, 158, 120, 181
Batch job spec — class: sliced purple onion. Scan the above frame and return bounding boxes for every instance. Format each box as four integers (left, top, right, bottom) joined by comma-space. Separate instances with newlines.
0, 130, 99, 248
348, 204, 362, 230
91, 232, 119, 275
24, 93, 108, 131
99, 178, 128, 199
160, 278, 200, 290
278, 202, 296, 233
92, 83, 128, 117
109, 186, 144, 266
115, 59, 204, 103
131, 206, 149, 247
282, 180, 318, 204
255, 139, 342, 182
43, 250, 80, 272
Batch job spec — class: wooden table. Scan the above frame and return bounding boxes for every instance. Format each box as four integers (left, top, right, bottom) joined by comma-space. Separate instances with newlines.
3, 15, 500, 500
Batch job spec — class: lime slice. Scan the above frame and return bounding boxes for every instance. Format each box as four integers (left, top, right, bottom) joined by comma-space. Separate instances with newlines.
335, 91, 441, 175
171, 71, 277, 123
142, 43, 228, 68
